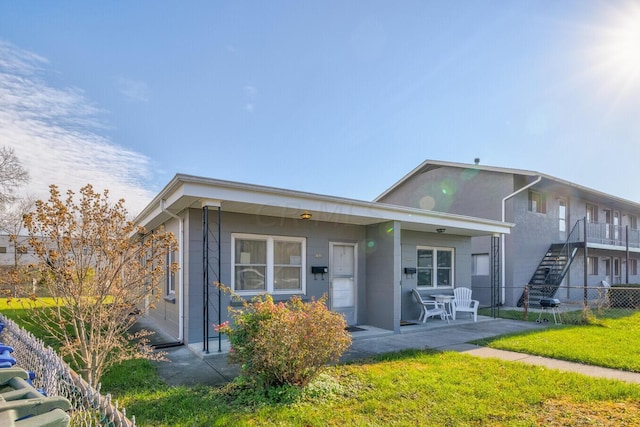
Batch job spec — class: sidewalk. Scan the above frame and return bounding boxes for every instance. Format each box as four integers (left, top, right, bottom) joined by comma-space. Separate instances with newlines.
138, 316, 640, 386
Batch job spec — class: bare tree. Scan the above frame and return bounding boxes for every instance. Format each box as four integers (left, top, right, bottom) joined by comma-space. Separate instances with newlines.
0, 146, 29, 205
22, 184, 177, 385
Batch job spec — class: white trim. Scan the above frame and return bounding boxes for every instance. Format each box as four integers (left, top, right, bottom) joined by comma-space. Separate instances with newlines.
161, 200, 184, 342
329, 242, 358, 325
231, 233, 306, 295
416, 245, 455, 289
135, 174, 513, 238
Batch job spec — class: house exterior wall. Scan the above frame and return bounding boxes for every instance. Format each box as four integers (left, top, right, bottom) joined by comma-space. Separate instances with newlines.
147, 206, 478, 342
364, 221, 400, 332
180, 208, 367, 345
146, 215, 182, 340
378, 167, 513, 220
382, 164, 640, 307
400, 230, 471, 320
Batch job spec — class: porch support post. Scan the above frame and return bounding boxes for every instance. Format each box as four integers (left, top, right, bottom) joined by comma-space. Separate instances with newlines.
490, 233, 500, 318
203, 205, 210, 354
626, 225, 630, 284
217, 206, 222, 353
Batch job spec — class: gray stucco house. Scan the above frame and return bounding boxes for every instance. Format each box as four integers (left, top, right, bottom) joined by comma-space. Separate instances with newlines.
376, 159, 640, 307
134, 174, 511, 348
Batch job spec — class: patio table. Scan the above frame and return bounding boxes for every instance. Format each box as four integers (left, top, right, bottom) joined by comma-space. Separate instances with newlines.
430, 294, 454, 321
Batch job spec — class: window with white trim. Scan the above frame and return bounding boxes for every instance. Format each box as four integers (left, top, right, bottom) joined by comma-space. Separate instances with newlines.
528, 191, 546, 214
586, 204, 598, 223
472, 253, 490, 276
417, 246, 454, 288
629, 259, 638, 276
587, 256, 598, 275
232, 234, 305, 294
166, 246, 176, 295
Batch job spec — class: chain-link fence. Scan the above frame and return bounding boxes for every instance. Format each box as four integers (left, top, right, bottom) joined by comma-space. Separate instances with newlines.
476, 284, 640, 325
0, 313, 135, 427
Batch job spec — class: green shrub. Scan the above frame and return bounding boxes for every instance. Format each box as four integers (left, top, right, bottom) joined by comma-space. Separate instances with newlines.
217, 294, 352, 388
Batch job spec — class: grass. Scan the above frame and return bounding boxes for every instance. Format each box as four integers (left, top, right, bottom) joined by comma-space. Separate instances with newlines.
102, 350, 640, 426
5, 298, 640, 425
475, 310, 640, 372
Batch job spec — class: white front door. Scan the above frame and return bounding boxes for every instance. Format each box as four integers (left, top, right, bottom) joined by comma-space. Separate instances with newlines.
330, 243, 357, 325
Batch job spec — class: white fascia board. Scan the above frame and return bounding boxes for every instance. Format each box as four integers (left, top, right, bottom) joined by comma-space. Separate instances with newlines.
135, 174, 512, 236
179, 180, 511, 235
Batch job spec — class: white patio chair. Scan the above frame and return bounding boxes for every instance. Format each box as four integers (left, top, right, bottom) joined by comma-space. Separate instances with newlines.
452, 287, 479, 322
412, 289, 448, 323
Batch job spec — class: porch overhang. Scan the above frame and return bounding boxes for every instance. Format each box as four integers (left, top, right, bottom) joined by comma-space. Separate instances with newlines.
135, 174, 513, 237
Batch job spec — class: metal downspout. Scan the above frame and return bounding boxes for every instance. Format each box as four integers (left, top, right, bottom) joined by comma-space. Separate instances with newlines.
501, 175, 542, 304
161, 200, 184, 342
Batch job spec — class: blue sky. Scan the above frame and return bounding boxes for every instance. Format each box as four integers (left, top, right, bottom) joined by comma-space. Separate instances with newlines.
1, 1, 640, 214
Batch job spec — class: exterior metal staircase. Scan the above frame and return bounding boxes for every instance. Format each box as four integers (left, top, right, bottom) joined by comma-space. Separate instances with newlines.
517, 222, 583, 307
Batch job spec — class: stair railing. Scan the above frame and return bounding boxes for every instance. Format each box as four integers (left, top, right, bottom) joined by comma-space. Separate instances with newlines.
542, 219, 583, 284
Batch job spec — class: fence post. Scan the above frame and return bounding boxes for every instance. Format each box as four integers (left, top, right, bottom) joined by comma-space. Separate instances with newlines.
523, 284, 529, 321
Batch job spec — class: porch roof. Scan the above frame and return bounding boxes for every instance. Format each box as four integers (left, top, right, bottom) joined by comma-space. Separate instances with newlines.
135, 174, 512, 237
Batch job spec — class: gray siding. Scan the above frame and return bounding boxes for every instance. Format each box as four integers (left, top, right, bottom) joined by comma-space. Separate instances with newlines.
365, 222, 400, 332
400, 230, 471, 320
379, 168, 513, 220
182, 208, 366, 345
382, 165, 640, 307
148, 207, 478, 343
147, 215, 181, 340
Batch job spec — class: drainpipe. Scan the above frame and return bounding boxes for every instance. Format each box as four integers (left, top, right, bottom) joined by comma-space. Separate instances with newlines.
501, 175, 542, 304
161, 199, 184, 342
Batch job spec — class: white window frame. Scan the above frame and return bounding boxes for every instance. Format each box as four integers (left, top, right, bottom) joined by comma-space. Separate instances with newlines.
629, 258, 638, 276
586, 204, 598, 223
558, 199, 567, 233
528, 191, 547, 214
587, 256, 598, 275
166, 246, 176, 295
472, 253, 490, 276
416, 246, 455, 288
231, 233, 306, 295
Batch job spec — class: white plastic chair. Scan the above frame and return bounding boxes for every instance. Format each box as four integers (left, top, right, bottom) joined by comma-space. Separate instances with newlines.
412, 289, 448, 323
452, 287, 479, 322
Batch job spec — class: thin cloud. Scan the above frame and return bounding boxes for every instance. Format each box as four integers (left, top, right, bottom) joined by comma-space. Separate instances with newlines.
0, 40, 154, 214
114, 75, 150, 103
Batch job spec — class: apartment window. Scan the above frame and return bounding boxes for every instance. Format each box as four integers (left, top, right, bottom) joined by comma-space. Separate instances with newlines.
232, 234, 305, 294
0, 247, 6, 254
587, 256, 598, 275
558, 199, 567, 232
528, 191, 546, 214
614, 258, 621, 278
472, 253, 490, 276
629, 259, 638, 276
586, 204, 598, 222
605, 258, 611, 276
166, 247, 176, 295
630, 215, 638, 230
417, 246, 454, 288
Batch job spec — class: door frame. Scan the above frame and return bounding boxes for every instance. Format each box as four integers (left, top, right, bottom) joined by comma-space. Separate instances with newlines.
329, 242, 358, 325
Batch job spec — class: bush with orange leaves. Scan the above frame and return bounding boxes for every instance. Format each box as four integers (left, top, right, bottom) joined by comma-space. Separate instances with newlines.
217, 294, 351, 388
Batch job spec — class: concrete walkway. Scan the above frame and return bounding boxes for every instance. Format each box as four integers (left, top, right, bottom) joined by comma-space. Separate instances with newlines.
137, 316, 640, 386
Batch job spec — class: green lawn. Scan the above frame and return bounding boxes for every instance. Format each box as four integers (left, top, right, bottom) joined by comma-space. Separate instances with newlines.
4, 299, 640, 426
104, 350, 640, 426
475, 310, 640, 372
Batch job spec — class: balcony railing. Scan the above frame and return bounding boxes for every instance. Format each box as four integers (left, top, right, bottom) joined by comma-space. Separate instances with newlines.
573, 219, 640, 249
